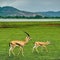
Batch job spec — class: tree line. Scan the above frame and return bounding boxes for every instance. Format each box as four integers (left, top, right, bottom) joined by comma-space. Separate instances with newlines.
0, 15, 60, 19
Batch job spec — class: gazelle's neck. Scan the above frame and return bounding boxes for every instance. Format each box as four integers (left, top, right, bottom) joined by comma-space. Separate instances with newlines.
24, 37, 29, 44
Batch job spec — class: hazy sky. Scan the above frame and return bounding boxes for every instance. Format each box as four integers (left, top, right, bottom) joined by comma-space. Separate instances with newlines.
0, 0, 60, 12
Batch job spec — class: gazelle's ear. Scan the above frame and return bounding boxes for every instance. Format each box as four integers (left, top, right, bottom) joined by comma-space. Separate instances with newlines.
47, 41, 50, 44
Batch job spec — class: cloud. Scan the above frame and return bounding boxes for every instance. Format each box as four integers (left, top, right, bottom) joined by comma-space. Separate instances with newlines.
0, 0, 60, 12
0, 0, 29, 7
11, 0, 29, 7
0, 0, 17, 6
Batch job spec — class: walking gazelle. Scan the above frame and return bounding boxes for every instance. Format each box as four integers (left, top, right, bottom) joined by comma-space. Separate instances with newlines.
9, 32, 31, 56
32, 41, 50, 53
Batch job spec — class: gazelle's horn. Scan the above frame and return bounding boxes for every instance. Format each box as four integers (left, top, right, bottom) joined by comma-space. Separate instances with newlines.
24, 32, 30, 37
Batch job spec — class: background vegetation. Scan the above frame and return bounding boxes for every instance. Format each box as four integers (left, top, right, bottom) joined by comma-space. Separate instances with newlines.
0, 16, 60, 19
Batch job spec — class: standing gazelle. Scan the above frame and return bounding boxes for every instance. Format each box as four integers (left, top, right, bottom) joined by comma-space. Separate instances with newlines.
32, 41, 50, 53
9, 32, 31, 56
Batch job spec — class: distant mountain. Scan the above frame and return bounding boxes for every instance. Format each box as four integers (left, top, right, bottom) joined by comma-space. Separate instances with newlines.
0, 6, 60, 18
0, 6, 40, 17
36, 11, 60, 17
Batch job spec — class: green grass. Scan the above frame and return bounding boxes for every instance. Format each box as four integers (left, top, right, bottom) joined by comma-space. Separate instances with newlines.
0, 22, 60, 60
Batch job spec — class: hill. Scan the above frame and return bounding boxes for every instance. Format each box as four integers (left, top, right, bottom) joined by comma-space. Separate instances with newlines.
0, 6, 60, 18
0, 6, 41, 17
36, 11, 60, 17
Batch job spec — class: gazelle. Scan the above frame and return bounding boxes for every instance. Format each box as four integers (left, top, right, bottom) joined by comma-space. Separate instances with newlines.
32, 41, 50, 53
9, 32, 31, 56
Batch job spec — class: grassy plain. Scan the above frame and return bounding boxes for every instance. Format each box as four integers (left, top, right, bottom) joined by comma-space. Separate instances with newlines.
0, 21, 60, 60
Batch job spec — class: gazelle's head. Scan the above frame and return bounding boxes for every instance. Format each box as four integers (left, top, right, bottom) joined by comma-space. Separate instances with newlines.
24, 32, 32, 41
46, 41, 50, 45
25, 36, 31, 41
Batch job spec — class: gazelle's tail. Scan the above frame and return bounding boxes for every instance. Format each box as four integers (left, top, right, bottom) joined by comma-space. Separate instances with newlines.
9, 43, 10, 47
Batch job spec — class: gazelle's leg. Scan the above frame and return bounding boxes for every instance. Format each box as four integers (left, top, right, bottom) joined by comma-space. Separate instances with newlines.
9, 46, 15, 56
32, 45, 36, 52
20, 47, 24, 56
9, 46, 13, 56
11, 46, 15, 56
32, 45, 39, 53
43, 45, 48, 52
18, 47, 21, 55
35, 46, 39, 53
9, 47, 11, 56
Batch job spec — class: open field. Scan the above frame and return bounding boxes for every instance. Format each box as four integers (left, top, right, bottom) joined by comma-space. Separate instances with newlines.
0, 21, 60, 60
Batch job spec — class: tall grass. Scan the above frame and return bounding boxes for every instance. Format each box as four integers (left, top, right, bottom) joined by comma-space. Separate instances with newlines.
0, 21, 60, 28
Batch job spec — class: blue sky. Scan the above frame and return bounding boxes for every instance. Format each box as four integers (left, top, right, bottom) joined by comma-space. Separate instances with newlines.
0, 0, 60, 12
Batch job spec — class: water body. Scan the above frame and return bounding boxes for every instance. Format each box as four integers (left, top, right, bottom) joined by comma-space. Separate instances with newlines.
0, 19, 60, 22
